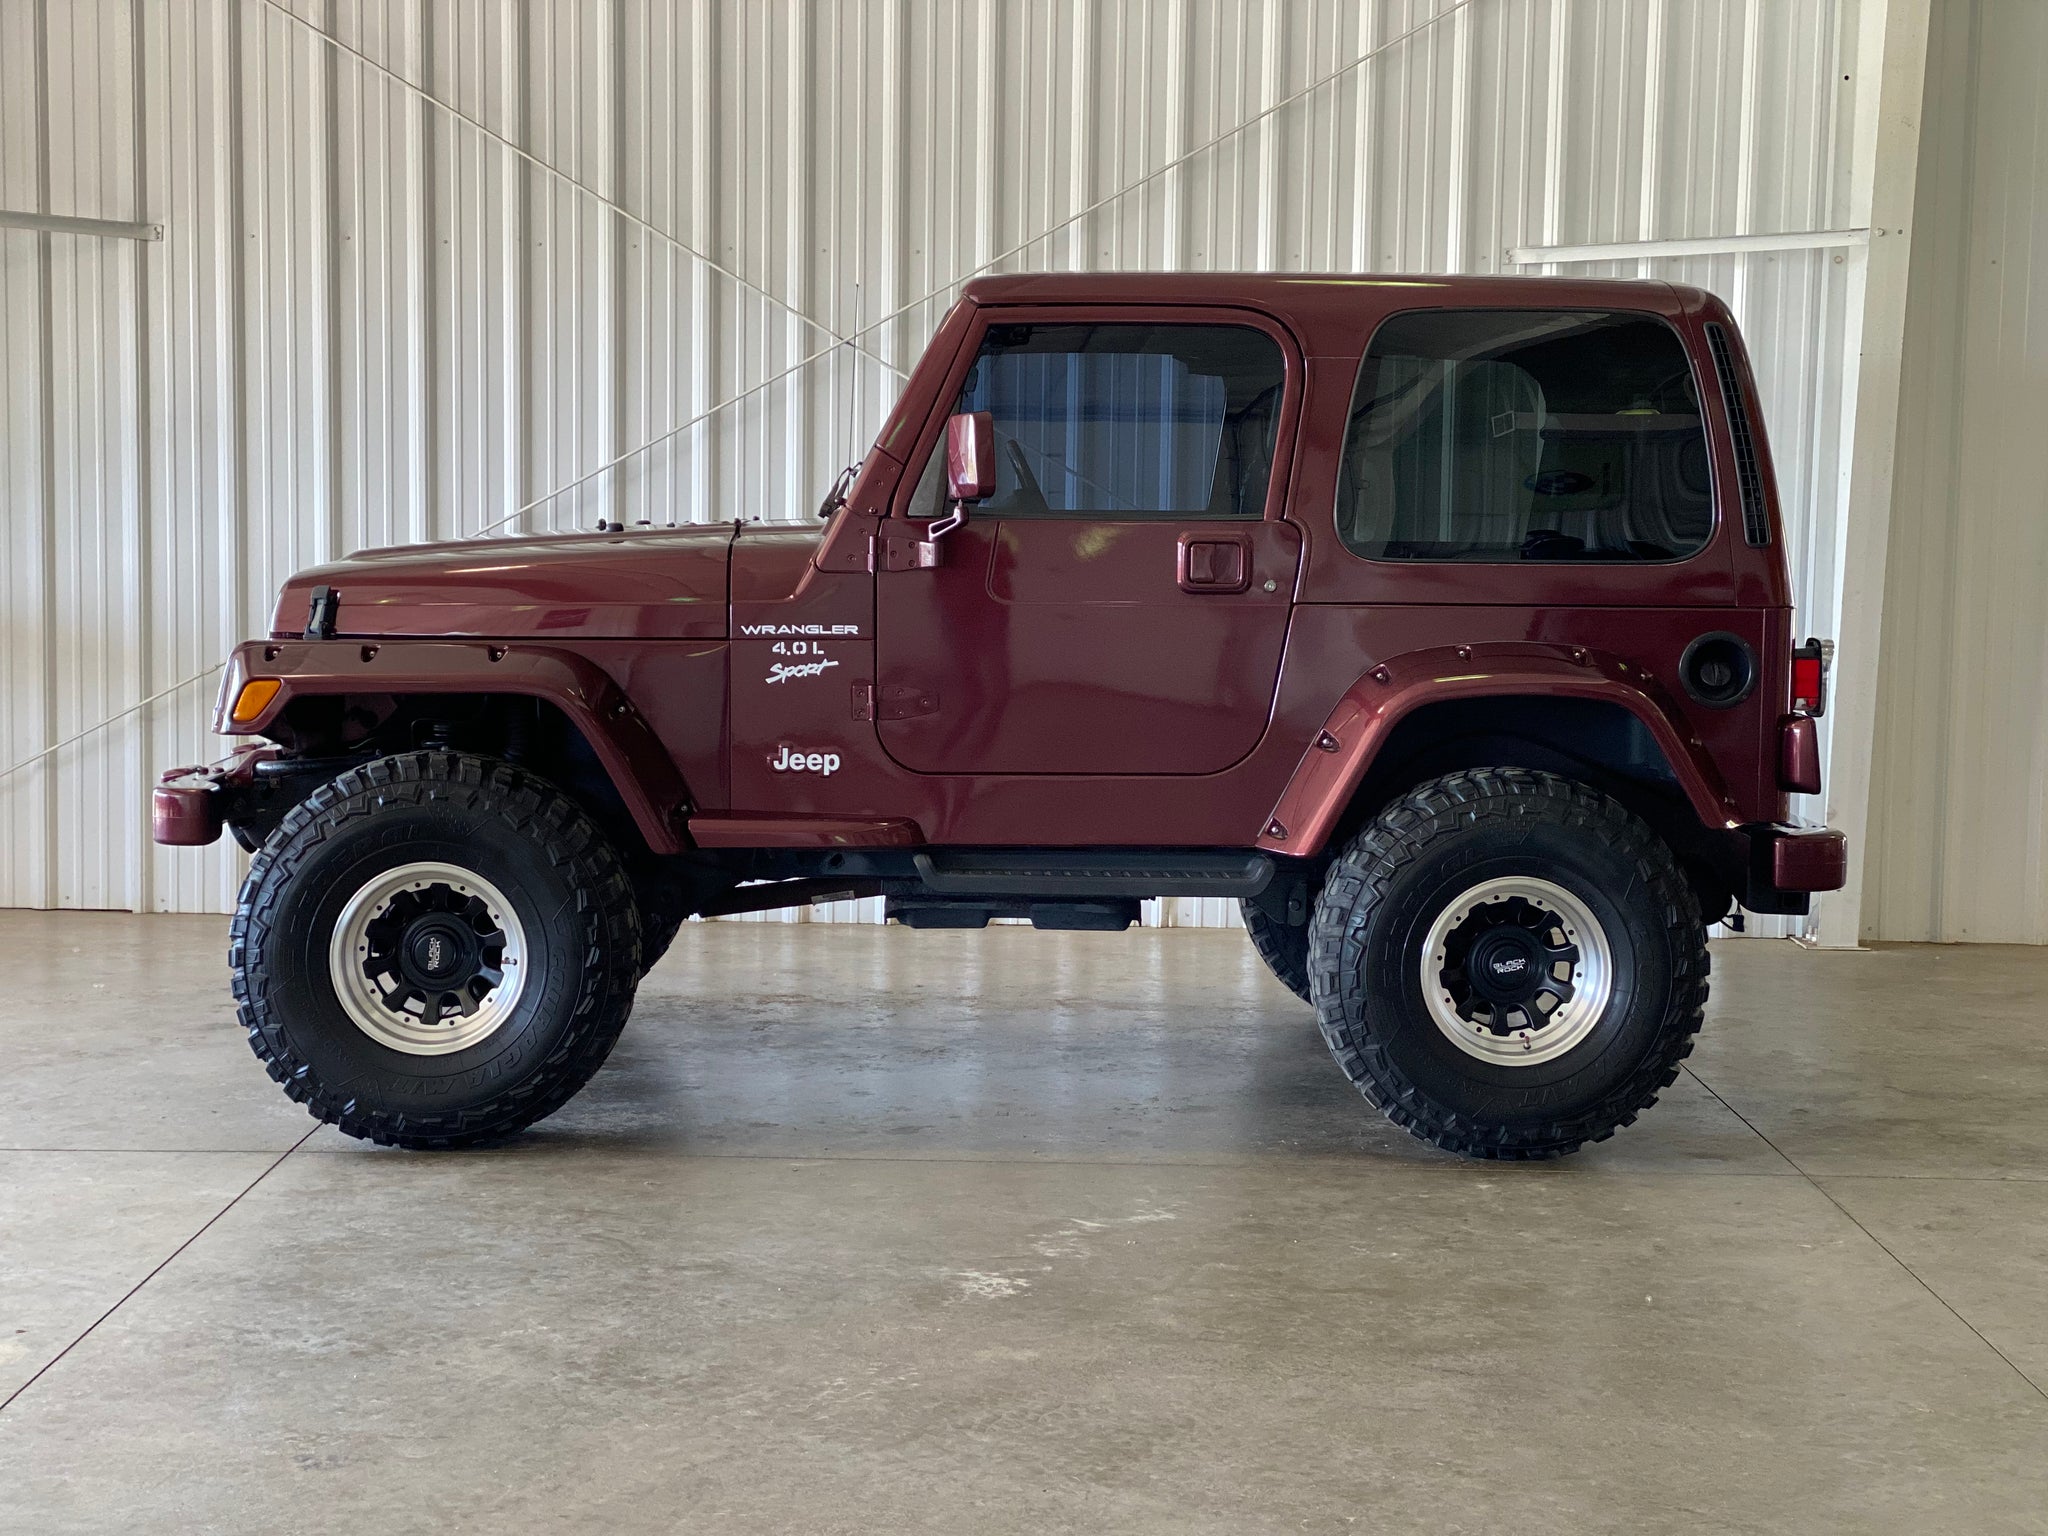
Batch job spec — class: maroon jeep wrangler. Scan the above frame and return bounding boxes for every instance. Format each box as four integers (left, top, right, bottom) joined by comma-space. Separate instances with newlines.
158, 273, 1844, 1159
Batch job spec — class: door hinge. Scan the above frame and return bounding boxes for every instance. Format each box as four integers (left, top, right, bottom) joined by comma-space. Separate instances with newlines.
878, 527, 943, 571
851, 680, 939, 720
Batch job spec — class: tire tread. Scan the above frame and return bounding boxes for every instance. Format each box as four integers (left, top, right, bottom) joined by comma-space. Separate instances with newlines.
1239, 899, 1312, 1004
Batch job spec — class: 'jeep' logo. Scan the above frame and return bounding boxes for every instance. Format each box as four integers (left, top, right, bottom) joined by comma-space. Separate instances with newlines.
770, 745, 841, 775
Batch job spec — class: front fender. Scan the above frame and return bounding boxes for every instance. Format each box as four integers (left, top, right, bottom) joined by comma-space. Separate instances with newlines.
1256, 644, 1734, 857
213, 638, 691, 854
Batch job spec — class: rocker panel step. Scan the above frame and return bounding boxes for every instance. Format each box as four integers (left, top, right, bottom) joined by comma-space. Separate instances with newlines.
910, 850, 1274, 899
886, 898, 1141, 931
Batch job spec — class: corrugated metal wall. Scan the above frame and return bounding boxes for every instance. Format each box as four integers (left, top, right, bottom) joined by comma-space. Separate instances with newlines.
1864, 0, 2048, 944
3, 0, 1879, 927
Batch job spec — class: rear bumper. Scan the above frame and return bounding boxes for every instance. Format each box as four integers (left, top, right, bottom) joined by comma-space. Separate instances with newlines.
1738, 823, 1848, 915
1769, 826, 1849, 891
153, 745, 278, 847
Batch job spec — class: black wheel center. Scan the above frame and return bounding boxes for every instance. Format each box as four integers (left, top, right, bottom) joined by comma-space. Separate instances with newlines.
1463, 927, 1549, 1006
400, 915, 482, 990
358, 881, 509, 1021
1435, 893, 1585, 1037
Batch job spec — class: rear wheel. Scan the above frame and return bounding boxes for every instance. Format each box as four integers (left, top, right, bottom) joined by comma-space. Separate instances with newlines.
231, 752, 640, 1148
1307, 768, 1707, 1159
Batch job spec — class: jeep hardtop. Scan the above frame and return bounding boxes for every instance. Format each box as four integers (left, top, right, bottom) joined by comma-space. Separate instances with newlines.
158, 272, 1845, 1159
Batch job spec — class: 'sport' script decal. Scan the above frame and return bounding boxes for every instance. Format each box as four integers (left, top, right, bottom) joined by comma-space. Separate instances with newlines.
767, 659, 840, 685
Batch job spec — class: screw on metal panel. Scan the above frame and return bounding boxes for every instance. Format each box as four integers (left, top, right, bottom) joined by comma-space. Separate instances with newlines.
1266, 820, 1288, 840
1262, 578, 1278, 592
1370, 666, 1392, 685
1570, 648, 1589, 665
360, 645, 378, 663
1455, 645, 1472, 662
1316, 731, 1340, 752
487, 646, 507, 663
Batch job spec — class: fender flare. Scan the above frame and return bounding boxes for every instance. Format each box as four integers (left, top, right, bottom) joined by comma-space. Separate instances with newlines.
215, 637, 691, 854
1256, 644, 1733, 857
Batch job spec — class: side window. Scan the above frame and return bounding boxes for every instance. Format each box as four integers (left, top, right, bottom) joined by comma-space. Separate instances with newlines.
1335, 310, 1714, 563
907, 322, 1286, 520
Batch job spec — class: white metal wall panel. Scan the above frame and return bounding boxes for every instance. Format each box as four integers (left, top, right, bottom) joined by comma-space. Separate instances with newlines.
2, 1, 49, 908
2, 0, 1882, 927
1864, 0, 2048, 944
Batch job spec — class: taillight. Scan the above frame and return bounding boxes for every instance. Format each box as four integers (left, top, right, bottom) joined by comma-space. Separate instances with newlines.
1779, 714, 1822, 794
1791, 638, 1830, 716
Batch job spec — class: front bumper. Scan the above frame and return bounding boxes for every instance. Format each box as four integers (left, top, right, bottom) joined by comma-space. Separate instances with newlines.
152, 744, 278, 847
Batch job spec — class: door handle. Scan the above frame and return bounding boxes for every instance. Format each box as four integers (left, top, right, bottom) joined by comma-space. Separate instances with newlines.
1177, 534, 1252, 593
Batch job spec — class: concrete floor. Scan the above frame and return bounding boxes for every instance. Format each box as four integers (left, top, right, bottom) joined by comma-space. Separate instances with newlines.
0, 915, 2044, 1534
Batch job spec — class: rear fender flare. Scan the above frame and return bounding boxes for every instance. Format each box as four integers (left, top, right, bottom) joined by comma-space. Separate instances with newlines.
216, 638, 690, 854
1256, 644, 1732, 857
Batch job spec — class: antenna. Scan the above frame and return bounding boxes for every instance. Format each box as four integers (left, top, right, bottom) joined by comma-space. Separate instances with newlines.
844, 280, 861, 469
811, 280, 866, 522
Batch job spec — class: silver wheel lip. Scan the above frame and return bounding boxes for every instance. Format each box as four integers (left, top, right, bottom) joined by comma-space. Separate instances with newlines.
328, 860, 528, 1056
1420, 874, 1615, 1068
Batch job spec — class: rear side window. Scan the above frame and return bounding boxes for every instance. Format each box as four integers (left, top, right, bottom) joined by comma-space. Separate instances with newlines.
909, 322, 1286, 520
1334, 310, 1713, 563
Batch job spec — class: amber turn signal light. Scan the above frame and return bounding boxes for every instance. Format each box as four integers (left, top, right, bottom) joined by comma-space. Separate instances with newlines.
229, 678, 282, 724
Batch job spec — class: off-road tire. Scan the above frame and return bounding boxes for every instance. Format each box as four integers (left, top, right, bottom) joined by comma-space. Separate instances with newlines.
1307, 768, 1707, 1160
1240, 900, 1311, 1004
230, 751, 640, 1148
634, 885, 688, 974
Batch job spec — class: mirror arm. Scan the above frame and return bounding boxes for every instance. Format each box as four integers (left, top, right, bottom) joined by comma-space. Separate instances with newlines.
926, 501, 967, 541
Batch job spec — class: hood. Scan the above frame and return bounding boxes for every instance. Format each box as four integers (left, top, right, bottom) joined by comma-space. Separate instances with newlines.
728, 522, 832, 604
271, 525, 739, 640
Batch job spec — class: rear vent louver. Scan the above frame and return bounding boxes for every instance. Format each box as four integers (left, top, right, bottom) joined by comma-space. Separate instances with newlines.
1704, 323, 1769, 546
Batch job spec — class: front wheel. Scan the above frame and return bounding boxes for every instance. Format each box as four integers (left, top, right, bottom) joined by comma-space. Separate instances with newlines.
1239, 899, 1311, 1004
633, 881, 690, 975
1307, 768, 1707, 1160
230, 752, 641, 1148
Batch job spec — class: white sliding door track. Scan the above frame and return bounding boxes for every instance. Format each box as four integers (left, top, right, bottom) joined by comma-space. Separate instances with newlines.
0, 209, 161, 240
1508, 228, 1874, 265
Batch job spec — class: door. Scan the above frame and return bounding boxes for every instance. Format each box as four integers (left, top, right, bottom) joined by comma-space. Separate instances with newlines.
875, 311, 1302, 776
